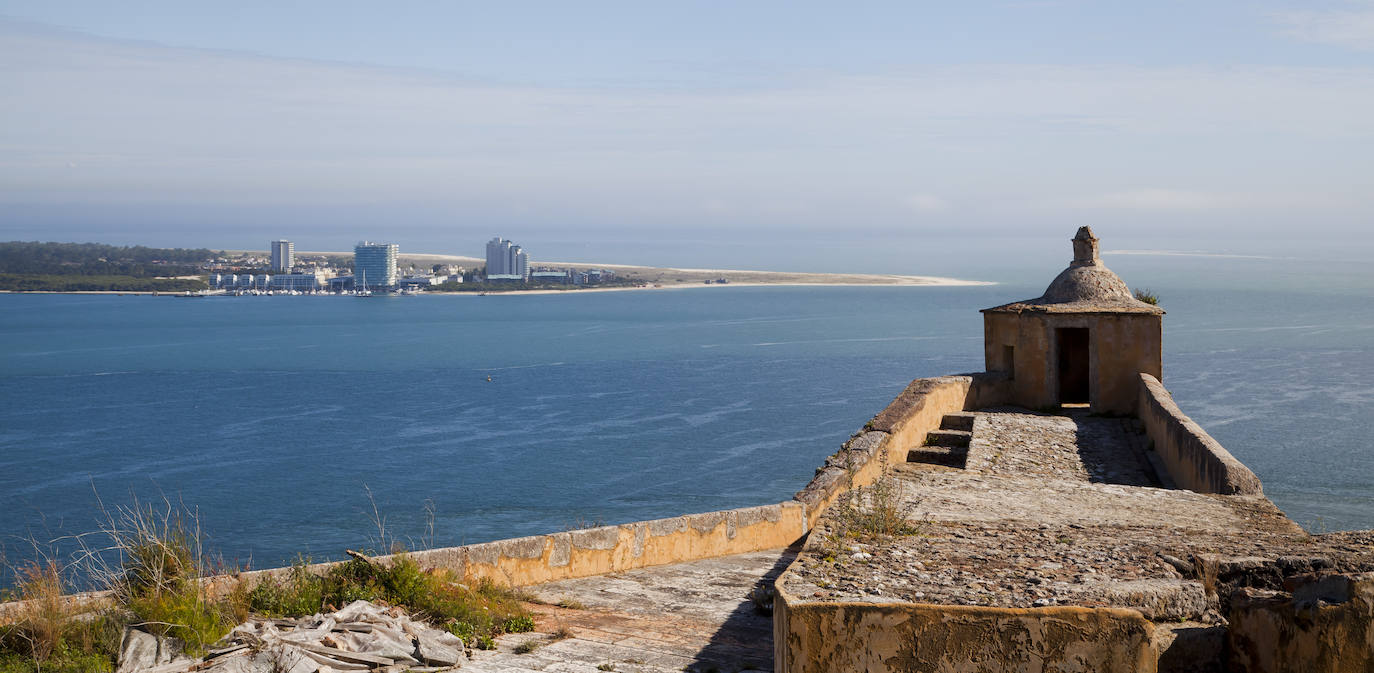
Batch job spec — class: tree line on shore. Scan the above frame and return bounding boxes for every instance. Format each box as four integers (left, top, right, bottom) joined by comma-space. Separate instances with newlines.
0, 242, 216, 292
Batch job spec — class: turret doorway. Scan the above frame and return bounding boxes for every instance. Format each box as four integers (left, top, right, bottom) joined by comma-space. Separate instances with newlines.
1057, 328, 1090, 405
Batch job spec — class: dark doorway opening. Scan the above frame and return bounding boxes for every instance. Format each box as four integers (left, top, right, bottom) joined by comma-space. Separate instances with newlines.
1057, 328, 1090, 404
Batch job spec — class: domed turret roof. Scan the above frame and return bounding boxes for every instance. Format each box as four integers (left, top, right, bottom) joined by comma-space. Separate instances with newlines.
983, 227, 1163, 314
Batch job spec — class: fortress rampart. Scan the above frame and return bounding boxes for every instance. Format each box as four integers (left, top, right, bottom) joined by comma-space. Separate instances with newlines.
1137, 373, 1263, 496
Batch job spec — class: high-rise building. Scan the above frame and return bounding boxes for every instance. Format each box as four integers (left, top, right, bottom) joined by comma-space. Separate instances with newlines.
485, 237, 529, 279
354, 241, 398, 288
486, 237, 511, 275
270, 240, 294, 272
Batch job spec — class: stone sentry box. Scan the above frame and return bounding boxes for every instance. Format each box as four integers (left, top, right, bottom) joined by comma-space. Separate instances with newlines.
981, 227, 1163, 415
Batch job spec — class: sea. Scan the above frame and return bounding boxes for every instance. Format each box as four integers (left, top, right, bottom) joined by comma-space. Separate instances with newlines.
2, 247, 1372, 587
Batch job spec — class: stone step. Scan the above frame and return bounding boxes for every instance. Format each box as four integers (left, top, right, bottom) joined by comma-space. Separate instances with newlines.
907, 445, 968, 468
925, 429, 971, 448
939, 413, 976, 432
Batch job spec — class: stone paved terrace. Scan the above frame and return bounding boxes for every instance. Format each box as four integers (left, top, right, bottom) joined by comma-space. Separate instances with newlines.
782, 408, 1374, 618
466, 549, 793, 672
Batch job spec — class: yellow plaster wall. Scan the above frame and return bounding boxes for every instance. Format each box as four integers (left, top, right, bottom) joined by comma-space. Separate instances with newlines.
793, 376, 993, 530
1091, 314, 1162, 414
217, 501, 808, 598
868, 377, 974, 466
1227, 574, 1374, 673
983, 312, 1160, 415
775, 585, 1159, 673
456, 502, 808, 586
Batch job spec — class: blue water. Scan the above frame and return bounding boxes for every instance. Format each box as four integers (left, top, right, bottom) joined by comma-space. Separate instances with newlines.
2, 253, 1372, 586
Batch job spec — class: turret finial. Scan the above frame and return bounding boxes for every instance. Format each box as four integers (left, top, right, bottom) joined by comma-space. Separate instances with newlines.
1071, 226, 1099, 266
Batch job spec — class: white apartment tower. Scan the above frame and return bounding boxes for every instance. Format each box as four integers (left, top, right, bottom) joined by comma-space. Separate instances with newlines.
485, 237, 529, 278
270, 240, 294, 272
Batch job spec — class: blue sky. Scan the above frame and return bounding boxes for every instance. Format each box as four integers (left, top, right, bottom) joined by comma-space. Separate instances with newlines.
1, 1, 1372, 269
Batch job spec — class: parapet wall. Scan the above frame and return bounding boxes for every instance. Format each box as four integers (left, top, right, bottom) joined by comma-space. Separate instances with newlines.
221, 501, 807, 594
791, 373, 1008, 529
774, 587, 1160, 673
1137, 373, 1263, 495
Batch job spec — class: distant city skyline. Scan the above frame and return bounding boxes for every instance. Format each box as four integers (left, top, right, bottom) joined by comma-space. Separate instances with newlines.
2, 2, 1373, 273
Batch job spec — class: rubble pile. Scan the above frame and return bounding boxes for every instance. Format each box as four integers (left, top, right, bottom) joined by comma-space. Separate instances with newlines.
118, 600, 467, 673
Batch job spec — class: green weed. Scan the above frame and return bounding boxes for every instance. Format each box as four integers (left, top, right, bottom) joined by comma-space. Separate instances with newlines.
245, 553, 532, 644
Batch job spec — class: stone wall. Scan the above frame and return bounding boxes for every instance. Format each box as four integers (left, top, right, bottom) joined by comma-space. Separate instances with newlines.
791, 374, 1006, 530
774, 586, 1160, 673
983, 311, 1161, 415
1227, 572, 1374, 673
222, 501, 807, 593
1137, 373, 1263, 495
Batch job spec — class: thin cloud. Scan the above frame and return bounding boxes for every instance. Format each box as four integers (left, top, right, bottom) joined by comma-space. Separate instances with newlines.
1058, 189, 1351, 213
1103, 249, 1276, 260
3, 20, 1374, 234
1064, 189, 1239, 211
1272, 8, 1374, 50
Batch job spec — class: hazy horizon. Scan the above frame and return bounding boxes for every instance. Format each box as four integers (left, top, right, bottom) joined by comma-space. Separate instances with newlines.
3, 1, 1373, 274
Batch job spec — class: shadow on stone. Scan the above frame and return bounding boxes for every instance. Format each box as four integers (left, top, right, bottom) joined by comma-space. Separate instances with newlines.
1066, 410, 1165, 488
685, 546, 798, 672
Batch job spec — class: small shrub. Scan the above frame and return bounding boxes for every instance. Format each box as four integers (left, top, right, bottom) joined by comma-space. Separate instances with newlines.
1133, 288, 1159, 305
1194, 556, 1220, 597
128, 587, 233, 656
554, 597, 585, 610
513, 640, 539, 654
473, 635, 496, 650
502, 616, 535, 633
833, 478, 918, 541
246, 557, 324, 618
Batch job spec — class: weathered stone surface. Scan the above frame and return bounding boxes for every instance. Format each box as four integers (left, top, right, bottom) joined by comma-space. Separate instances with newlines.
688, 510, 726, 535
549, 532, 572, 567
117, 627, 191, 673
868, 377, 972, 434
569, 525, 619, 551
415, 630, 464, 666
1227, 573, 1374, 673
463, 549, 793, 673
777, 600, 1158, 673
783, 409, 1345, 613
779, 404, 1374, 672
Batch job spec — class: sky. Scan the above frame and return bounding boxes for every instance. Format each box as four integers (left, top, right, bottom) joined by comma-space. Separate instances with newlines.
1, 1, 1373, 271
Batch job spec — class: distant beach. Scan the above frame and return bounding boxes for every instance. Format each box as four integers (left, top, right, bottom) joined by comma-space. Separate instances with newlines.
300, 249, 996, 291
